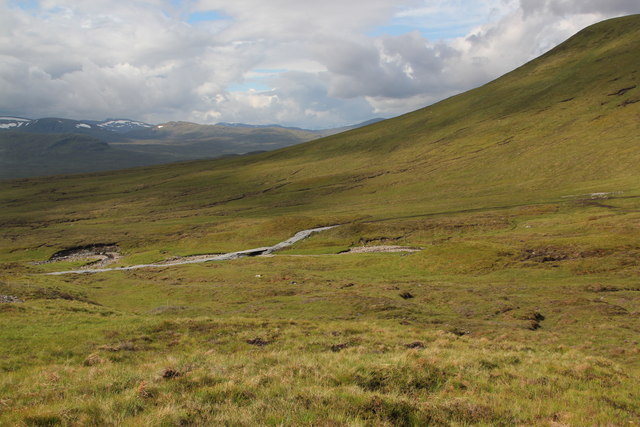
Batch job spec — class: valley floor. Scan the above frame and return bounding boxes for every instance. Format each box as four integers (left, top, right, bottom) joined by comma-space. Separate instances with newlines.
1, 195, 639, 425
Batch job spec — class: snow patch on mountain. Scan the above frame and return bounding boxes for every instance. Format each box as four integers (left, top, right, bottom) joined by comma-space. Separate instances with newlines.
97, 119, 152, 132
0, 117, 32, 129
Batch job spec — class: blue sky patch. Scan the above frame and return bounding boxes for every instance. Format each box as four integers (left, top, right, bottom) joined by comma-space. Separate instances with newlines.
227, 81, 271, 93
369, 24, 473, 40
9, 0, 40, 11
187, 10, 230, 24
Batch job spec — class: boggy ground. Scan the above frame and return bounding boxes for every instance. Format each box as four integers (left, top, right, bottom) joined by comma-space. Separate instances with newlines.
1, 196, 639, 425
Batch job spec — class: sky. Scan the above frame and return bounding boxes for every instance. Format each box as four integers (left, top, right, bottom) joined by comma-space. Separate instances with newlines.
1, 0, 639, 129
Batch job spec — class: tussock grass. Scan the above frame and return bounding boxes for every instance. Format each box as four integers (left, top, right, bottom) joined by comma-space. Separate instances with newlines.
1, 316, 638, 425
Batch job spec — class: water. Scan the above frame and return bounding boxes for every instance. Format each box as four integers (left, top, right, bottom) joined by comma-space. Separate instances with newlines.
45, 225, 337, 275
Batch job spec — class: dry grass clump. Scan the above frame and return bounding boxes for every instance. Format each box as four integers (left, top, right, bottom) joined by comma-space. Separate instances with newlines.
1, 317, 638, 425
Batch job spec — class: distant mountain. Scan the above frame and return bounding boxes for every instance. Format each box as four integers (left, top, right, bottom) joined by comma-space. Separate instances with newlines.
215, 122, 311, 131
0, 116, 384, 179
0, 132, 173, 179
108, 121, 325, 161
0, 117, 154, 141
94, 119, 153, 133
315, 118, 386, 137
0, 116, 32, 130
215, 118, 386, 134
0, 117, 153, 132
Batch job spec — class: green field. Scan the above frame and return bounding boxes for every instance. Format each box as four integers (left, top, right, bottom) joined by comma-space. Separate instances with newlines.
1, 15, 639, 426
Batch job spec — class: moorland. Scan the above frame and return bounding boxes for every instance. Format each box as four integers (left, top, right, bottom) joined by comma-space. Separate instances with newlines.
0, 14, 639, 426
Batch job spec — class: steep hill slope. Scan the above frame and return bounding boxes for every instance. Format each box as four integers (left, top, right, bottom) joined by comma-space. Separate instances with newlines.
245, 13, 640, 216
3, 15, 637, 235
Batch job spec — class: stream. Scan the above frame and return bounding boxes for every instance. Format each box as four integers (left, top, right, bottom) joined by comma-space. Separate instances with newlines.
45, 225, 337, 275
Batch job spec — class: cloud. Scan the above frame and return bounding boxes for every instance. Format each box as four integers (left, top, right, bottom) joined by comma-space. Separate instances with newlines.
1, 0, 639, 128
520, 0, 640, 17
193, 71, 375, 129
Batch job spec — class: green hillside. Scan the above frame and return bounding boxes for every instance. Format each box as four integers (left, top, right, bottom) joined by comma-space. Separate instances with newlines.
0, 15, 639, 425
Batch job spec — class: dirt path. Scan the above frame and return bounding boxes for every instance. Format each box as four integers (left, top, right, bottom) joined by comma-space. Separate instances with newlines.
45, 226, 337, 275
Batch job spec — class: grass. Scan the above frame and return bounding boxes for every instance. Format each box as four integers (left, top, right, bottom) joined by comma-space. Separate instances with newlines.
1, 199, 639, 424
1, 309, 638, 425
0, 14, 639, 426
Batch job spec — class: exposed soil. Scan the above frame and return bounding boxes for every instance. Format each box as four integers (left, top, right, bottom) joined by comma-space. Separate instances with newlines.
330, 343, 349, 352
608, 85, 636, 96
340, 245, 422, 254
404, 341, 426, 349
585, 284, 640, 293
0, 295, 23, 303
37, 243, 122, 269
246, 337, 271, 347
520, 246, 618, 263
162, 369, 182, 379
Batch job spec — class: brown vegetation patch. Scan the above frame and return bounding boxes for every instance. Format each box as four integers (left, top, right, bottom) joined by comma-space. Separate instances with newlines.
98, 341, 137, 352
608, 85, 636, 96
399, 292, 414, 300
404, 341, 426, 349
521, 248, 569, 262
330, 343, 349, 352
448, 327, 470, 337
520, 246, 615, 263
592, 302, 629, 316
585, 284, 640, 293
513, 310, 545, 330
246, 337, 271, 347
162, 369, 182, 379
83, 353, 104, 366
620, 98, 640, 107
27, 287, 100, 305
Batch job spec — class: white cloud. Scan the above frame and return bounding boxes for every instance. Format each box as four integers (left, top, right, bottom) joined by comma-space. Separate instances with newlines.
1, 0, 639, 128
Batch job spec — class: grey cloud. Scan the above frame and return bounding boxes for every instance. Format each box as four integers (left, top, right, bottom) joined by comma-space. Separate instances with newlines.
520, 0, 640, 17
1, 0, 638, 128
312, 33, 452, 101
186, 70, 375, 129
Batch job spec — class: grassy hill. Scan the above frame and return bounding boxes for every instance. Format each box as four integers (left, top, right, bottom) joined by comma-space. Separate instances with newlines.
0, 15, 639, 425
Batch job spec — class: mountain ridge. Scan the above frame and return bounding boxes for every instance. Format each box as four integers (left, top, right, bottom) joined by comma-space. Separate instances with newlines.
0, 116, 386, 179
